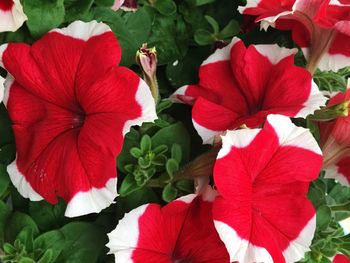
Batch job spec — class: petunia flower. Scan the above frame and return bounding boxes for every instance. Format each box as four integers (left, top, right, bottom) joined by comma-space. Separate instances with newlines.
0, 0, 27, 32
111, 0, 137, 12
106, 187, 230, 262
171, 38, 326, 144
213, 114, 323, 263
238, 0, 350, 72
320, 82, 350, 186
339, 216, 350, 235
0, 20, 157, 217
333, 254, 350, 263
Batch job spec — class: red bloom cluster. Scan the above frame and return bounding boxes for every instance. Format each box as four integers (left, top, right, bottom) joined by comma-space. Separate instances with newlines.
239, 0, 350, 71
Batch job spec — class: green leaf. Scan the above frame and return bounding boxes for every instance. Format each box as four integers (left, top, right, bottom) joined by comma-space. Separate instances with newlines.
117, 128, 140, 173
64, 0, 94, 22
156, 100, 173, 115
0, 201, 11, 246
23, 0, 65, 38
194, 0, 216, 5
119, 173, 141, 196
16, 227, 34, 253
0, 164, 10, 197
55, 222, 106, 263
151, 122, 191, 162
34, 230, 65, 263
0, 144, 16, 165
316, 206, 332, 231
94, 0, 114, 6
3, 242, 15, 254
194, 29, 213, 45
152, 145, 168, 155
140, 135, 152, 153
171, 144, 182, 164
18, 257, 35, 263
94, 7, 152, 66
153, 0, 177, 15
166, 158, 179, 178
37, 248, 54, 263
29, 199, 66, 231
204, 15, 219, 34
5, 212, 39, 244
176, 179, 194, 193
130, 147, 142, 158
162, 183, 178, 202
219, 19, 240, 39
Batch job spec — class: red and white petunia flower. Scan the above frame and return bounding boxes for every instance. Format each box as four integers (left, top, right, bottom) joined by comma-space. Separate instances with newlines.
111, 0, 137, 11
213, 114, 323, 263
0, 0, 27, 32
320, 82, 350, 187
339, 216, 350, 235
238, 0, 350, 72
106, 187, 230, 263
333, 254, 350, 263
0, 20, 157, 217
171, 38, 326, 144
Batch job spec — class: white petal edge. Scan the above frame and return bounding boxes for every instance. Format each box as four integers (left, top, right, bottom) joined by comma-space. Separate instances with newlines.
318, 52, 350, 72
65, 177, 118, 217
106, 204, 148, 262
214, 220, 274, 263
169, 85, 190, 104
7, 160, 43, 201
237, 0, 261, 14
122, 78, 157, 136
50, 20, 112, 41
266, 114, 323, 155
3, 74, 14, 107
339, 217, 350, 235
217, 128, 261, 159
0, 0, 27, 33
324, 164, 350, 187
258, 11, 294, 31
0, 75, 4, 103
192, 118, 221, 145
296, 80, 327, 118
282, 216, 316, 263
254, 44, 297, 65
202, 37, 241, 66
0, 43, 8, 68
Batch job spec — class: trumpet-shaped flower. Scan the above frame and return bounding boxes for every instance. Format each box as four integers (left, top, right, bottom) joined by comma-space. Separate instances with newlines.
0, 0, 27, 32
238, 0, 350, 72
106, 188, 229, 262
0, 20, 157, 217
213, 114, 323, 263
320, 84, 350, 186
171, 38, 325, 144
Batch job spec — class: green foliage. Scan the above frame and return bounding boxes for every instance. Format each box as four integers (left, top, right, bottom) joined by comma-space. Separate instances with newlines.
314, 67, 350, 93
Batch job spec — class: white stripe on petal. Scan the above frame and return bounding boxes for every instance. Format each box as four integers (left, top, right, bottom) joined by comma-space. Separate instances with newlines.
214, 220, 274, 263
7, 160, 43, 201
266, 114, 322, 155
0, 0, 27, 33
50, 20, 112, 41
296, 80, 327, 118
254, 44, 297, 65
122, 78, 157, 136
217, 128, 261, 159
202, 37, 240, 66
324, 164, 350, 187
282, 216, 316, 263
192, 119, 221, 145
65, 177, 118, 217
238, 0, 262, 14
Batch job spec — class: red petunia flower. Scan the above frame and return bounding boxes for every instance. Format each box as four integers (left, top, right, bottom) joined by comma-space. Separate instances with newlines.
0, 20, 157, 217
171, 38, 325, 144
0, 0, 27, 32
320, 82, 350, 186
106, 187, 230, 263
238, 0, 350, 72
213, 114, 323, 263
333, 254, 350, 263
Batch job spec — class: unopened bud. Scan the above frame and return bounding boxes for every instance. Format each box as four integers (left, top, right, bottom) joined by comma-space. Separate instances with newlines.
136, 43, 158, 101
111, 0, 138, 11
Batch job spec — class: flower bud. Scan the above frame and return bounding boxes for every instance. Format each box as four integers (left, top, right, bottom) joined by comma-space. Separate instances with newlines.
111, 0, 137, 12
136, 43, 158, 101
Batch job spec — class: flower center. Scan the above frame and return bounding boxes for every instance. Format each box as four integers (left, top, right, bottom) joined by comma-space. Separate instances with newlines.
70, 103, 86, 129
0, 0, 14, 11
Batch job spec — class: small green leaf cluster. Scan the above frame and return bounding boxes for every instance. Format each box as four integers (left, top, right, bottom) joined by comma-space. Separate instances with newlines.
118, 100, 193, 202
314, 67, 350, 93
298, 177, 350, 262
